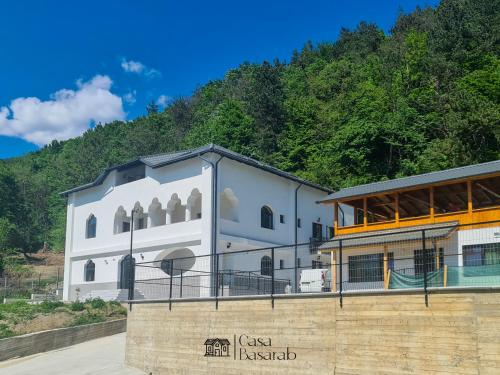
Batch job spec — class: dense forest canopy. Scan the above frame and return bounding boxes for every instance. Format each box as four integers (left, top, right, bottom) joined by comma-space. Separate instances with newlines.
0, 0, 499, 255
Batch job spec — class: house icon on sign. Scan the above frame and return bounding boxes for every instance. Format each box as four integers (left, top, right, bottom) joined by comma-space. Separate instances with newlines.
204, 338, 231, 357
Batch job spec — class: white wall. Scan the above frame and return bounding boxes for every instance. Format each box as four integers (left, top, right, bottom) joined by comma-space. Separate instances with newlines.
217, 157, 333, 247
63, 152, 334, 300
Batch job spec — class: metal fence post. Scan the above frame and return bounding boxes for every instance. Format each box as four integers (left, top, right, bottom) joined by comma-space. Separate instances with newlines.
271, 248, 275, 308
339, 240, 343, 308
294, 245, 298, 293
422, 230, 428, 307
180, 270, 183, 299
169, 259, 174, 311
215, 254, 220, 309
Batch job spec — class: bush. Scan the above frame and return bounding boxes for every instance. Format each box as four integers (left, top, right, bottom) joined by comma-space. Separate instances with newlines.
38, 300, 64, 313
0, 323, 14, 339
69, 312, 105, 327
86, 297, 106, 309
70, 301, 85, 311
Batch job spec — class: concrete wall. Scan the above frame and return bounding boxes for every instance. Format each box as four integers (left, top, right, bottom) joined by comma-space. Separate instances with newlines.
0, 318, 126, 362
126, 291, 500, 374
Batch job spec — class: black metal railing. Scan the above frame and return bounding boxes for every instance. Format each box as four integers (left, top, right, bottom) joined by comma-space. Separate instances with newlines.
130, 220, 500, 307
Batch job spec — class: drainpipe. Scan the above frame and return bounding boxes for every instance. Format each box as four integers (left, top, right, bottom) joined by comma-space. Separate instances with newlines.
198, 152, 224, 296
294, 183, 303, 293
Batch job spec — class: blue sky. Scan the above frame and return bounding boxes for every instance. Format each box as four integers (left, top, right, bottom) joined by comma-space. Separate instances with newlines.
0, 0, 438, 159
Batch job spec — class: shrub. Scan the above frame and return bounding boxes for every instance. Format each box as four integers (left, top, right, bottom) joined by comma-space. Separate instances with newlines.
0, 323, 14, 339
38, 300, 64, 313
70, 301, 85, 311
69, 312, 105, 327
86, 297, 106, 309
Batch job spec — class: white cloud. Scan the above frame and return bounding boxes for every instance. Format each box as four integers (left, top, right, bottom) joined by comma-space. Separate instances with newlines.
156, 94, 170, 107
0, 75, 125, 146
123, 90, 137, 105
121, 58, 160, 78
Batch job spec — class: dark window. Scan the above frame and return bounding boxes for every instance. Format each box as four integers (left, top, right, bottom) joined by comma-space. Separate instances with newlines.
312, 222, 323, 240
84, 260, 95, 282
463, 243, 500, 266
414, 248, 437, 276
327, 227, 334, 240
297, 218, 301, 228
348, 253, 393, 283
86, 215, 97, 239
280, 215, 285, 224
261, 256, 272, 276
312, 260, 323, 269
119, 255, 135, 289
261, 206, 274, 229
122, 221, 130, 233
279, 259, 284, 269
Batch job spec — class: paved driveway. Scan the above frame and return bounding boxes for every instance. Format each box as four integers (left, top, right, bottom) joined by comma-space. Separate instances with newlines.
0, 333, 145, 375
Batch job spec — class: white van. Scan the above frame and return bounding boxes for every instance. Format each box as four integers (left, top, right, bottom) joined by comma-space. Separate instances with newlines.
299, 269, 329, 293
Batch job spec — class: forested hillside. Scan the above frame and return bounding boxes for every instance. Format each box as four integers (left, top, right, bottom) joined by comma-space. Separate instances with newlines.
1, 0, 499, 254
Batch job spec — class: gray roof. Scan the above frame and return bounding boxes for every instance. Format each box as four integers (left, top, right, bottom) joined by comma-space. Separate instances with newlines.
60, 144, 331, 196
320, 159, 500, 202
318, 222, 458, 250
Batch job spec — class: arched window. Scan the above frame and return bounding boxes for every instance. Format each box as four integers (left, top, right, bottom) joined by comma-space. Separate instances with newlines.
261, 206, 274, 229
148, 198, 166, 227
133, 202, 147, 230
187, 189, 202, 220
114, 206, 130, 234
166, 194, 186, 224
86, 214, 97, 238
261, 256, 272, 276
85, 260, 95, 282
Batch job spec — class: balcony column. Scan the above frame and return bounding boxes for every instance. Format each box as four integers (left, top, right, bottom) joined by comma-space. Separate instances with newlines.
334, 202, 339, 234
395, 193, 399, 224
363, 197, 368, 227
430, 187, 435, 221
331, 250, 337, 292
185, 206, 192, 221
166, 209, 173, 224
467, 180, 473, 218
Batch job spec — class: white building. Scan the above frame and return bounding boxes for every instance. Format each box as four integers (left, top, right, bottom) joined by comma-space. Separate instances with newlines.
61, 144, 348, 301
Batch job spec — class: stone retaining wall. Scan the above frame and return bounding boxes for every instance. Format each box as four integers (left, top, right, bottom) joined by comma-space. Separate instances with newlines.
0, 318, 126, 362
